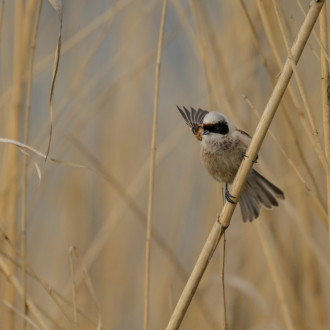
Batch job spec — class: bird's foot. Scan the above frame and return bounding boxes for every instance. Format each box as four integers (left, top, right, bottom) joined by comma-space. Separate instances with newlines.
241, 152, 258, 163
225, 184, 237, 204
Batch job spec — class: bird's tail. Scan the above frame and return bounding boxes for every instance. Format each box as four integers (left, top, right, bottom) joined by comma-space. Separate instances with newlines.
239, 169, 285, 222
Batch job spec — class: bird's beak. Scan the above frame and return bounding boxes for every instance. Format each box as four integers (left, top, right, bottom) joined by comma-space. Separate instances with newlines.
202, 128, 210, 135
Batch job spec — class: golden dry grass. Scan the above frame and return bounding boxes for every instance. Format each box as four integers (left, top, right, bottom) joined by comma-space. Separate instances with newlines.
0, 0, 329, 329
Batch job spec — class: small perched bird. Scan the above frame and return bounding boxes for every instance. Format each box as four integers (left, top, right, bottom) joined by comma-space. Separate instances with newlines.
177, 106, 285, 222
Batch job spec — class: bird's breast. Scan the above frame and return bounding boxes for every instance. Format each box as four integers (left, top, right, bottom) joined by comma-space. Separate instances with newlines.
201, 138, 243, 183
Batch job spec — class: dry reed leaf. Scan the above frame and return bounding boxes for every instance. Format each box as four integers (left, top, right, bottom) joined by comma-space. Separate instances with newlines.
0, 138, 90, 172
46, 0, 63, 160
19, 147, 42, 185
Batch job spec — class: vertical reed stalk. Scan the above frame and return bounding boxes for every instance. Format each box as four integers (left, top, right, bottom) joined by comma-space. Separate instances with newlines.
5, 0, 25, 327
21, 2, 42, 328
319, 3, 330, 254
0, 0, 5, 50
144, 1, 168, 329
221, 233, 227, 330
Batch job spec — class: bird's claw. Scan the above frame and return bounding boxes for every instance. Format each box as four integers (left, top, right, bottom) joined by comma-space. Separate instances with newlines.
225, 184, 237, 204
242, 152, 258, 163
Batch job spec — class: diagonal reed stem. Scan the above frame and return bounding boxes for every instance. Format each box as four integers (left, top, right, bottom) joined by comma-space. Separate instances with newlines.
166, 1, 325, 329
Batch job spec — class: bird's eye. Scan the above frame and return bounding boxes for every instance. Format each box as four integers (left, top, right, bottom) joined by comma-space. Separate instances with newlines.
213, 121, 229, 135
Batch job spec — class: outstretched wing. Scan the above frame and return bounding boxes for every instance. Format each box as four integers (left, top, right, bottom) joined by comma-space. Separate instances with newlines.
177, 106, 209, 141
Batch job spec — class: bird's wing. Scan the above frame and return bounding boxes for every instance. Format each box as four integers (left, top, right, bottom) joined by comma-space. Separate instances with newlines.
237, 129, 252, 139
237, 128, 259, 162
177, 106, 209, 141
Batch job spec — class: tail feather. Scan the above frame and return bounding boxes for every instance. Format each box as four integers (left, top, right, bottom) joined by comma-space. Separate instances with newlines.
253, 170, 285, 200
240, 186, 260, 222
253, 175, 278, 208
239, 196, 249, 222
239, 169, 284, 222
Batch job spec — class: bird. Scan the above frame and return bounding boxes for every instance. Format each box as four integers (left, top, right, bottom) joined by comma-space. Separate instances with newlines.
177, 106, 285, 222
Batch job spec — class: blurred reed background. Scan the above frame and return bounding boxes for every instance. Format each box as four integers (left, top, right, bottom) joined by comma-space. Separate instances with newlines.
0, 0, 329, 329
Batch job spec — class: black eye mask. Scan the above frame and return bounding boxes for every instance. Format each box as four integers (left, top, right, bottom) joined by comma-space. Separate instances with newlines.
204, 120, 229, 135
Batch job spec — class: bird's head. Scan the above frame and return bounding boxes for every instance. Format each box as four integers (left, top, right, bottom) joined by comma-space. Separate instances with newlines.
202, 112, 235, 139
